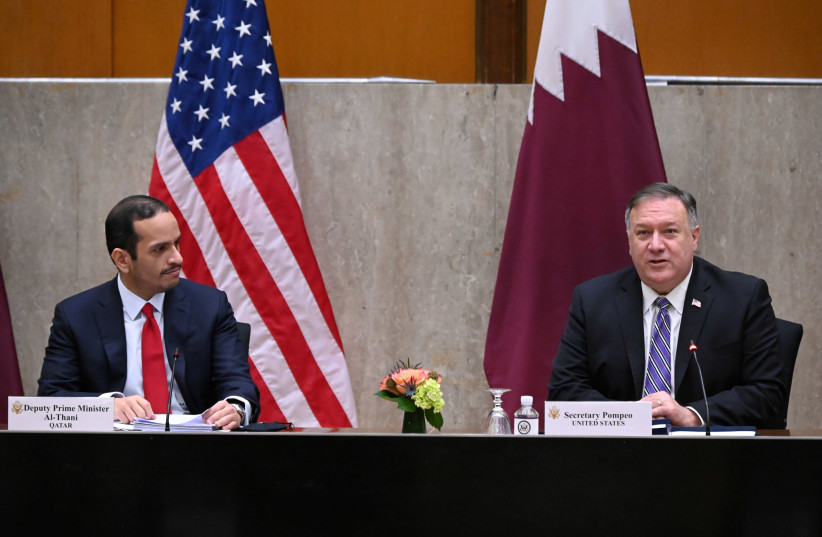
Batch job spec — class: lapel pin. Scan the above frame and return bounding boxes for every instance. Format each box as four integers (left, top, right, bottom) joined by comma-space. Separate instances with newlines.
691, 299, 702, 308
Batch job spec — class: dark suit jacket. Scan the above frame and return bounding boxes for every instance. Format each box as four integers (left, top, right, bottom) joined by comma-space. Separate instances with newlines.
547, 257, 785, 428
38, 277, 260, 421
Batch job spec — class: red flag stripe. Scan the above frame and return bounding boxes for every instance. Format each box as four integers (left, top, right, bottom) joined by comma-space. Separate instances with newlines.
249, 358, 287, 423
151, 157, 284, 415
239, 121, 344, 350
218, 136, 354, 401
191, 163, 351, 427
151, 158, 215, 287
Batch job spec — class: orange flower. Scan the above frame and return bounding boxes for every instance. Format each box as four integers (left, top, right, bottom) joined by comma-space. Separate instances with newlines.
385, 368, 429, 396
379, 375, 400, 395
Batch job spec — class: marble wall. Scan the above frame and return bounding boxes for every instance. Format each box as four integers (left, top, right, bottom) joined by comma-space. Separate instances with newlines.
1, 81, 819, 429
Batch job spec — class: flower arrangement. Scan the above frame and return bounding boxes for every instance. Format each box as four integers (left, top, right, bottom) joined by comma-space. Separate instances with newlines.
375, 360, 444, 432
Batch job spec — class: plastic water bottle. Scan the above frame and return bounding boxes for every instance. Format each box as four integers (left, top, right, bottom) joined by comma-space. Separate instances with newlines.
514, 395, 539, 436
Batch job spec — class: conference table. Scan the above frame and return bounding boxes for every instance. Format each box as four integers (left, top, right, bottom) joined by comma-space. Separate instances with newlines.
2, 427, 821, 536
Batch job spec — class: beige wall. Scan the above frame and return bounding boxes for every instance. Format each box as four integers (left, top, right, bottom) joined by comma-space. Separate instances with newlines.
0, 81, 820, 429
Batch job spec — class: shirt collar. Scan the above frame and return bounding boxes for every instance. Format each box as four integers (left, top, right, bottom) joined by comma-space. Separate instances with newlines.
117, 273, 166, 321
640, 263, 693, 316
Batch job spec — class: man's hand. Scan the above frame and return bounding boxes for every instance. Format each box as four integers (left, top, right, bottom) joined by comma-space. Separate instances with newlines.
114, 395, 155, 423
641, 392, 701, 427
203, 400, 242, 430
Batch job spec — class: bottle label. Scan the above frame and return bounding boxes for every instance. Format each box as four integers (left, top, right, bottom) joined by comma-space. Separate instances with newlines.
514, 417, 539, 436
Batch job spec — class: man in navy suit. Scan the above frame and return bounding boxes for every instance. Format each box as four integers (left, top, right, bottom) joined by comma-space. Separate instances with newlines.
38, 195, 259, 429
548, 183, 785, 428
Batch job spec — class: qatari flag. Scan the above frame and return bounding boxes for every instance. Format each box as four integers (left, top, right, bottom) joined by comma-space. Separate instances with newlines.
484, 0, 666, 419
0, 260, 23, 422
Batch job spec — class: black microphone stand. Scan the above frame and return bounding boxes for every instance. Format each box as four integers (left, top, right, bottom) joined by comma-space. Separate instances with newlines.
689, 341, 711, 436
165, 348, 180, 432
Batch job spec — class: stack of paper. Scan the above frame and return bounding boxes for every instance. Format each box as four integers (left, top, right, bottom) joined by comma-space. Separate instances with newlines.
130, 413, 219, 432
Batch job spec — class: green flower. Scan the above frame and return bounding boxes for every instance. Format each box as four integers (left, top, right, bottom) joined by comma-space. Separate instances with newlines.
412, 378, 445, 413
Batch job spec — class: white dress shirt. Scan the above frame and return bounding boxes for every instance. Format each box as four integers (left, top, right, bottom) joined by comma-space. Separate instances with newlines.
640, 264, 703, 423
114, 274, 188, 414
104, 274, 251, 424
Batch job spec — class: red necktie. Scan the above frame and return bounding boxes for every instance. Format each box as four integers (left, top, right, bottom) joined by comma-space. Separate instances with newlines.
141, 303, 168, 413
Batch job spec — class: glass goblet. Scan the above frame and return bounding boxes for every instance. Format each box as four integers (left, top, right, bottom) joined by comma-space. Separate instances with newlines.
486, 388, 512, 434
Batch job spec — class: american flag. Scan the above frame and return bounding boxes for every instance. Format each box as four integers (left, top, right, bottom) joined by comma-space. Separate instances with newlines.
149, 0, 357, 427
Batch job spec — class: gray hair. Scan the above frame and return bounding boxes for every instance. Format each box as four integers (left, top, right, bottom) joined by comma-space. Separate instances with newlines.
624, 183, 698, 233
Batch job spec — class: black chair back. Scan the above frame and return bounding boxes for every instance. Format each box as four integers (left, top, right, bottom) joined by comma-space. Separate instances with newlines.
236, 321, 251, 358
775, 317, 803, 429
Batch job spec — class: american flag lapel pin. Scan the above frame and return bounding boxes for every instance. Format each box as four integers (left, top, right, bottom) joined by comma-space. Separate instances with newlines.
691, 298, 702, 308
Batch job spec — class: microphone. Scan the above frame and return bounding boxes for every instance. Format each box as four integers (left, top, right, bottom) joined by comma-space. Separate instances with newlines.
165, 348, 180, 432
689, 340, 711, 436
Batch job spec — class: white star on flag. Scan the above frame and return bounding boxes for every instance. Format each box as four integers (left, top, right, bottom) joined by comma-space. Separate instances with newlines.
257, 59, 272, 76
187, 135, 202, 151
249, 89, 265, 106
235, 21, 251, 38
194, 105, 209, 121
199, 75, 214, 91
223, 82, 237, 98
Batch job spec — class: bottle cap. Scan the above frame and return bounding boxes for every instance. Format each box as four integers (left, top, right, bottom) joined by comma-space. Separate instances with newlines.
521, 395, 533, 406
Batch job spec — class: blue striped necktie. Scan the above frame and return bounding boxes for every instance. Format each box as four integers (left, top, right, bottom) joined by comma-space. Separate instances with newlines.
644, 297, 672, 396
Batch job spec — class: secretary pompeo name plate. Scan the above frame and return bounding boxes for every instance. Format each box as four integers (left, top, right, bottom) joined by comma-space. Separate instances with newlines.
543, 401, 652, 436
8, 397, 114, 431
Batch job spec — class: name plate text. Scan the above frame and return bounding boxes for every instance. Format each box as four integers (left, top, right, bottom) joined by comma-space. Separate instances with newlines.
8, 397, 113, 432
543, 401, 652, 436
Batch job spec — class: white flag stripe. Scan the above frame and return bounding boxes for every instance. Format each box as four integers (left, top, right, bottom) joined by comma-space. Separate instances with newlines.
154, 119, 320, 425
259, 117, 302, 207
529, 0, 637, 121
247, 321, 321, 426
154, 119, 238, 296
254, 130, 357, 420
214, 145, 342, 355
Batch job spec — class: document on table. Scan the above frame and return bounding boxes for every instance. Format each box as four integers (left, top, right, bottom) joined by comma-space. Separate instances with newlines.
115, 413, 221, 432
671, 426, 757, 437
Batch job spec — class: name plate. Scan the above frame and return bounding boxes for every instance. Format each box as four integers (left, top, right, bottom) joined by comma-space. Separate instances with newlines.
543, 401, 652, 436
8, 397, 113, 432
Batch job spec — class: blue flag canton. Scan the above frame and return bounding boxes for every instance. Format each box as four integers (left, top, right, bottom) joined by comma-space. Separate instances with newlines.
165, 0, 285, 177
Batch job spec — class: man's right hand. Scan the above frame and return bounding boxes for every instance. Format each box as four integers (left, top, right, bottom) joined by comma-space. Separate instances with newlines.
114, 395, 155, 423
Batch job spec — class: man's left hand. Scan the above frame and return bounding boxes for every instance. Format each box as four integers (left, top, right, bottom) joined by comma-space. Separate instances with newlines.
641, 392, 701, 427
203, 400, 242, 430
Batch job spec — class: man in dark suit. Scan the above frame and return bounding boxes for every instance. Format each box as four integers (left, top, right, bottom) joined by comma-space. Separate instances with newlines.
38, 195, 259, 429
548, 183, 785, 428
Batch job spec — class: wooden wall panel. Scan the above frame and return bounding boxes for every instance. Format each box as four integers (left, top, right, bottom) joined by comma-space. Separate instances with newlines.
527, 0, 822, 81
265, 0, 474, 82
2, 1, 822, 81
0, 0, 112, 77
631, 0, 822, 78
112, 0, 186, 77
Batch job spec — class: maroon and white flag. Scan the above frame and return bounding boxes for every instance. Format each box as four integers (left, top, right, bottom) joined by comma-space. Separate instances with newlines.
0, 260, 23, 422
484, 0, 666, 418
150, 0, 357, 427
